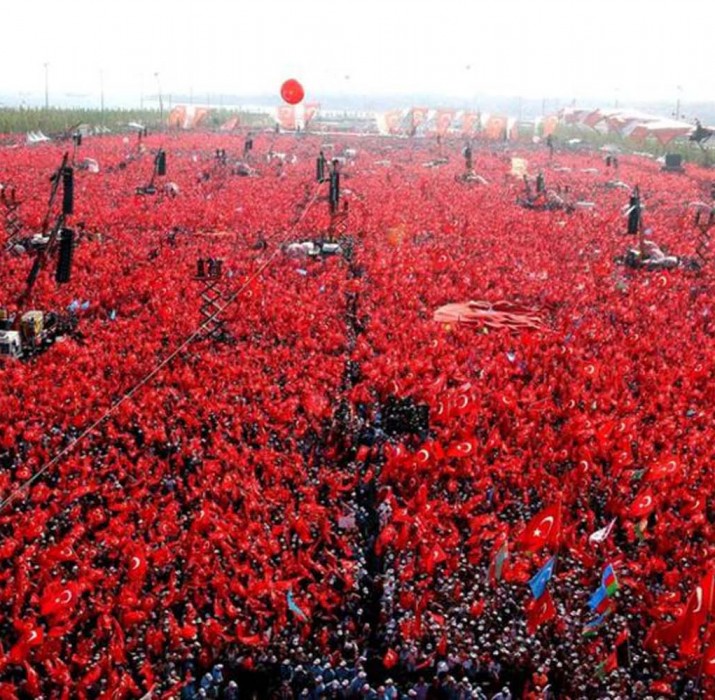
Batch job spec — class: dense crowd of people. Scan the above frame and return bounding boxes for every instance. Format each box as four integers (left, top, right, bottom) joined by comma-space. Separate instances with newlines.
0, 128, 714, 699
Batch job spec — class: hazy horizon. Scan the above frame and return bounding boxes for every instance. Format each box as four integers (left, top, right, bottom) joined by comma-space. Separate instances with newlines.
0, 0, 712, 117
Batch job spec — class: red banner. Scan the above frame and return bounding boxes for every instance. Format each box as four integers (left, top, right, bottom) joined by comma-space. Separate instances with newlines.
385, 109, 404, 135
168, 106, 187, 129
485, 115, 507, 140
220, 117, 239, 132
192, 108, 209, 128
304, 103, 320, 125
583, 110, 604, 129
276, 105, 296, 130
412, 107, 429, 129
542, 115, 558, 137
462, 112, 479, 135
435, 109, 455, 135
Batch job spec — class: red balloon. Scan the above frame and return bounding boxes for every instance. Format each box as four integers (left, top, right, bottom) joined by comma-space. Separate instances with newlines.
280, 79, 304, 105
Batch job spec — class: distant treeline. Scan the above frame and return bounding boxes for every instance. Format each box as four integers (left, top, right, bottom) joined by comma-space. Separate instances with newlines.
0, 107, 272, 135
0, 107, 164, 134
554, 124, 713, 167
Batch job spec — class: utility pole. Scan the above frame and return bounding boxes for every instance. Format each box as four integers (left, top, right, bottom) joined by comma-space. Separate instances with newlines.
100, 69, 105, 122
43, 62, 49, 109
675, 85, 682, 120
154, 72, 163, 123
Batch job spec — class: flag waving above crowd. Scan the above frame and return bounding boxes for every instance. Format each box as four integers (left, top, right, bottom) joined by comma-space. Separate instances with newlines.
0, 103, 714, 700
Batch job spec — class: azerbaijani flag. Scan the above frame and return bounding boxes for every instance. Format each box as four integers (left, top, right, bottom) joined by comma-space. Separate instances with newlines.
581, 608, 613, 637
588, 564, 619, 612
602, 564, 619, 596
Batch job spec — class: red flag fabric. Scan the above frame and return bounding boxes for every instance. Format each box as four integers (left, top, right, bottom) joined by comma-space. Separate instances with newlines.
680, 569, 715, 642
423, 543, 449, 574
644, 458, 680, 483
517, 504, 561, 551
127, 548, 148, 584
526, 590, 556, 634
703, 640, 715, 676
8, 623, 43, 664
40, 581, 80, 622
446, 437, 478, 458
434, 109, 455, 136
628, 489, 656, 519
383, 648, 399, 669
412, 107, 429, 128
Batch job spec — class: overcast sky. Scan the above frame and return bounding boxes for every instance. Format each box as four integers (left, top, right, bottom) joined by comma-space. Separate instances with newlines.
1, 0, 712, 108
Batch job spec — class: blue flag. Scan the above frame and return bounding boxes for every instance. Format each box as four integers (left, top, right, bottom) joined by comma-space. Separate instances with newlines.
529, 556, 556, 599
287, 589, 308, 621
588, 585, 608, 612
582, 609, 612, 637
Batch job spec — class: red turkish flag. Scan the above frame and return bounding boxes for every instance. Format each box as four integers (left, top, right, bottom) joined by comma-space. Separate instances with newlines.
446, 437, 478, 459
516, 504, 561, 552
703, 639, 715, 676
383, 648, 399, 669
423, 543, 449, 574
22, 662, 40, 697
526, 590, 556, 634
413, 441, 443, 467
450, 392, 475, 417
127, 548, 148, 584
681, 494, 706, 519
8, 623, 44, 663
40, 581, 80, 622
644, 458, 681, 483
628, 489, 656, 519
681, 569, 715, 640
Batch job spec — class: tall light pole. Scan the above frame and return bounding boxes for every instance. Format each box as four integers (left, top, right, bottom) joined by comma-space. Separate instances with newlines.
674, 85, 683, 120
154, 71, 163, 123
100, 69, 105, 121
43, 62, 49, 109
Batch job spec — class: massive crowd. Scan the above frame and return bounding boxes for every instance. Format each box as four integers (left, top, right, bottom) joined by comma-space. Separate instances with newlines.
0, 128, 714, 699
